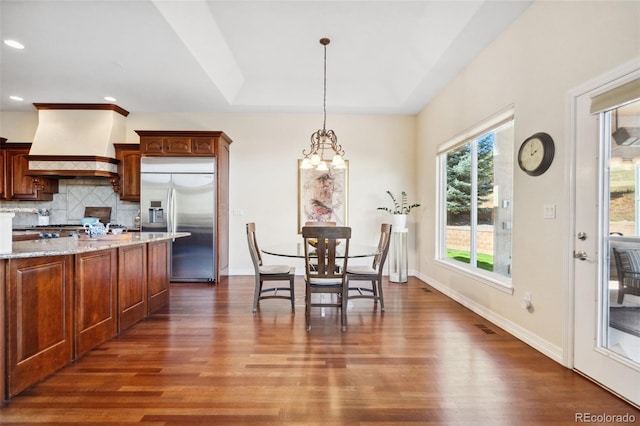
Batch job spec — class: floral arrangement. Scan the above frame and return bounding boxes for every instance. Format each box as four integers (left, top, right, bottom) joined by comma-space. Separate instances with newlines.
377, 191, 420, 215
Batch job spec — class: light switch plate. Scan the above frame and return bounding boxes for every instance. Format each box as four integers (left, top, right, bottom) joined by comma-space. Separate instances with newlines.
543, 204, 556, 219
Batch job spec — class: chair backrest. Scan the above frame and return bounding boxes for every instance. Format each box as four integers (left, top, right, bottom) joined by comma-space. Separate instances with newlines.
246, 223, 263, 273
305, 221, 337, 226
613, 247, 640, 279
372, 223, 393, 272
302, 226, 351, 281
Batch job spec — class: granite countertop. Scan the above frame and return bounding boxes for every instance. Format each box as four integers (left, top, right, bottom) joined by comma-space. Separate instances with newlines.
0, 232, 190, 260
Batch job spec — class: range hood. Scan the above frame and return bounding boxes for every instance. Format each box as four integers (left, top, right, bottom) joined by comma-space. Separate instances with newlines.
27, 103, 129, 180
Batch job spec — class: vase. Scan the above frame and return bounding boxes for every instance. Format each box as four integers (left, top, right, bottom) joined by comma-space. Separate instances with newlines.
391, 214, 407, 231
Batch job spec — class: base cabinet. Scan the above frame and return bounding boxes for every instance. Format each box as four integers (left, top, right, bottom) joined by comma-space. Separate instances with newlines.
2, 239, 171, 401
118, 245, 147, 332
6, 256, 74, 398
75, 249, 118, 357
147, 240, 170, 314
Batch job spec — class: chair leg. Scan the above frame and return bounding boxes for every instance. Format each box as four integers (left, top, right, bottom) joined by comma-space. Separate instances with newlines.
618, 288, 625, 304
377, 279, 385, 311
252, 276, 262, 313
305, 284, 311, 331
290, 276, 295, 312
341, 285, 348, 332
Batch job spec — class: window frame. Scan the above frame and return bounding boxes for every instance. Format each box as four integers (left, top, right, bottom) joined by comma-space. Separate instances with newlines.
435, 108, 515, 293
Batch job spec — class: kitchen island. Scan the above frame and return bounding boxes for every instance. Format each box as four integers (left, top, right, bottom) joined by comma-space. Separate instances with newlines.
0, 232, 188, 402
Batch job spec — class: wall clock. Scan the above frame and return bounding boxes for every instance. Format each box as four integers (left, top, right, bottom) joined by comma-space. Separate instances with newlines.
517, 132, 555, 176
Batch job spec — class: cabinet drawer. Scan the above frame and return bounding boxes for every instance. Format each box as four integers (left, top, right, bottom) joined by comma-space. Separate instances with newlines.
164, 137, 192, 154
192, 138, 215, 155
140, 137, 164, 154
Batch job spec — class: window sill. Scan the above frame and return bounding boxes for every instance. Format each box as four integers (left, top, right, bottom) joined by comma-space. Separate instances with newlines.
434, 258, 514, 294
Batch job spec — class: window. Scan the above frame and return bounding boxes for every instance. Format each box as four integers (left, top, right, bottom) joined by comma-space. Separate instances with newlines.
437, 114, 514, 284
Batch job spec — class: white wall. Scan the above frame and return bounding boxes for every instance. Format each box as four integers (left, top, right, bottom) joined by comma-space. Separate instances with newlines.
415, 0, 640, 361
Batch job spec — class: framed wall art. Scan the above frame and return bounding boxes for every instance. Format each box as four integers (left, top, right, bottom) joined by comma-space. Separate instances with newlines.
297, 160, 349, 233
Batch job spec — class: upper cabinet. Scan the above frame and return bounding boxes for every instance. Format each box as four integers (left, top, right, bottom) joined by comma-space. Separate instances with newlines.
0, 141, 58, 201
136, 131, 226, 156
114, 143, 141, 201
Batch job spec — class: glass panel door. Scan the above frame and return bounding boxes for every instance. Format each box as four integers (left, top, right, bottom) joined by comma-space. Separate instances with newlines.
606, 100, 640, 364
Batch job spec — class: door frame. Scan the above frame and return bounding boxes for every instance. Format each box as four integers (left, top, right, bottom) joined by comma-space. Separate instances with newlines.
566, 57, 640, 368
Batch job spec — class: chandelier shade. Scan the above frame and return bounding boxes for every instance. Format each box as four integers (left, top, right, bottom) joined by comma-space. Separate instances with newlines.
300, 38, 346, 170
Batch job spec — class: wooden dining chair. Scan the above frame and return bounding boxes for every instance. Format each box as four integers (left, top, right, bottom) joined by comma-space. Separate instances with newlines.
346, 223, 392, 311
304, 221, 337, 271
246, 223, 295, 313
301, 225, 351, 331
612, 246, 640, 304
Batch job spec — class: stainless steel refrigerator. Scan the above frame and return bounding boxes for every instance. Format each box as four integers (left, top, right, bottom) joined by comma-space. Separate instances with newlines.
140, 157, 216, 283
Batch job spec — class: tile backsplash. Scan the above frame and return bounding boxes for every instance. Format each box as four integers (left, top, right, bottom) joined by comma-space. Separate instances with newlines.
1, 178, 140, 227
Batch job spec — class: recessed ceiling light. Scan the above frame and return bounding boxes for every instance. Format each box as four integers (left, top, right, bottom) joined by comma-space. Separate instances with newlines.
104, 96, 116, 102
4, 40, 25, 49
9, 95, 24, 101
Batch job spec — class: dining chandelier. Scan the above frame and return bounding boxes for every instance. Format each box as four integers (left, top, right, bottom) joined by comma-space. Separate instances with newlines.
300, 38, 346, 171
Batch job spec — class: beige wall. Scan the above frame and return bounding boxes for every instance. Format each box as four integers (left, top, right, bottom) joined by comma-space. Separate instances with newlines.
0, 111, 417, 274
416, 0, 640, 360
127, 113, 417, 273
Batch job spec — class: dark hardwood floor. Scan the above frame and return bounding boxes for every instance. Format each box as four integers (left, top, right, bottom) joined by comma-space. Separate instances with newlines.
1, 276, 638, 425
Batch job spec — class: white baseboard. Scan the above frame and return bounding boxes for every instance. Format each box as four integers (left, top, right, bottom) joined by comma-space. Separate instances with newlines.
416, 271, 565, 366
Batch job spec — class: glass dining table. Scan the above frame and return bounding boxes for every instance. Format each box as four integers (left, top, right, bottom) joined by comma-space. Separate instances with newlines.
262, 242, 379, 259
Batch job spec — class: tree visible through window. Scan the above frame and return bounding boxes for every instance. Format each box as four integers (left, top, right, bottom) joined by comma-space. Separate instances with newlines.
440, 119, 514, 279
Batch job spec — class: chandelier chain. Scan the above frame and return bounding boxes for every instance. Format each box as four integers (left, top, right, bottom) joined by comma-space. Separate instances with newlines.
322, 40, 327, 132
300, 37, 345, 170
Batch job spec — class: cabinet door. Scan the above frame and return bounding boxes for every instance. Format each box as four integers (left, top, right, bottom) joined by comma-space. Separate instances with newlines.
7, 256, 73, 398
164, 137, 192, 155
147, 240, 170, 314
118, 245, 147, 332
114, 144, 141, 201
75, 250, 117, 357
5, 148, 56, 201
140, 137, 164, 155
0, 149, 5, 199
6, 148, 37, 200
192, 137, 215, 155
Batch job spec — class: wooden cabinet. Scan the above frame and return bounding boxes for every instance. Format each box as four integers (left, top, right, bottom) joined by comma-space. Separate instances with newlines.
118, 244, 147, 331
75, 249, 118, 357
137, 131, 218, 156
2, 238, 175, 401
6, 255, 74, 398
147, 240, 170, 314
0, 138, 5, 199
114, 143, 141, 201
0, 141, 58, 201
0, 260, 4, 404
136, 130, 232, 282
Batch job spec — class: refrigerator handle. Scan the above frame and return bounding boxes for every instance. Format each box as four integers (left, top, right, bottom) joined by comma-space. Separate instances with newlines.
166, 188, 172, 235
171, 188, 177, 233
